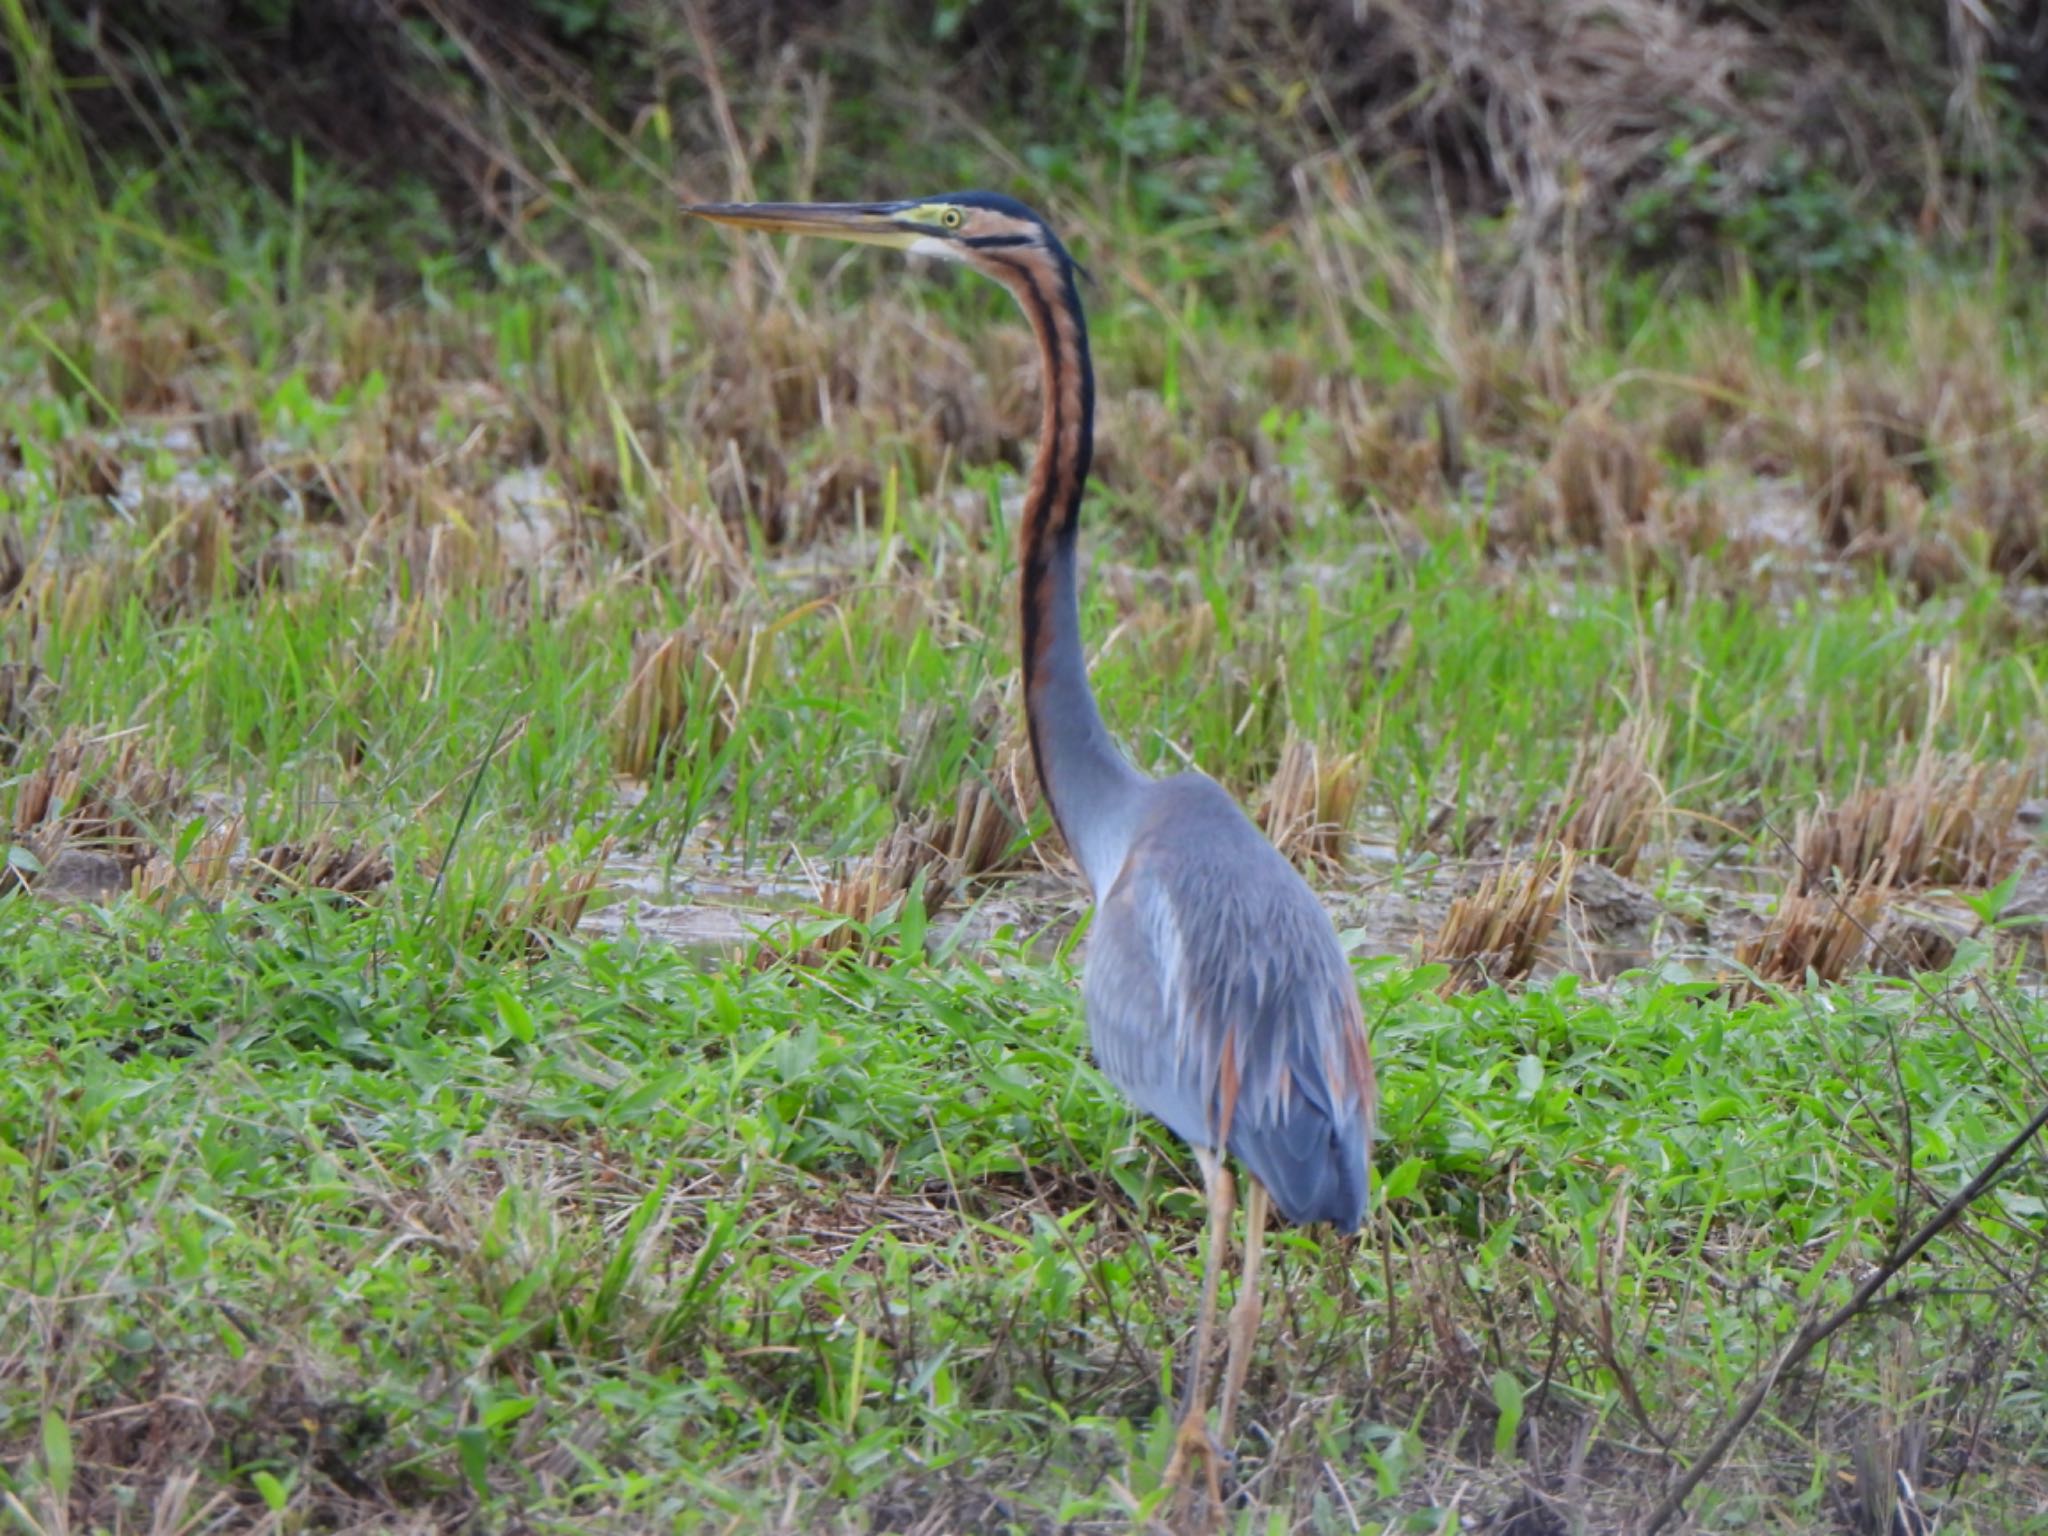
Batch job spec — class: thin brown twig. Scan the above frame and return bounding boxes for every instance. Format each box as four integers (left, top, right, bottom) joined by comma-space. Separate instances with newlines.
1641, 1090, 2048, 1533
1648, 819, 2048, 1531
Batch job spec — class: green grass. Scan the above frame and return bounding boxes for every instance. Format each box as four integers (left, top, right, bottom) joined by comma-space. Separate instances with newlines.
3, 895, 2044, 1529
7, 488, 2046, 875
4, 57, 2048, 1531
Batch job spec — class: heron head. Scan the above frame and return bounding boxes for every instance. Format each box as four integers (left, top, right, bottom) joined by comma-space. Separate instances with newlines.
685, 191, 1079, 289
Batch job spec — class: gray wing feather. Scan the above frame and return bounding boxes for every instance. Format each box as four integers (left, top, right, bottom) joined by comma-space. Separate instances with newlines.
1082, 776, 1377, 1230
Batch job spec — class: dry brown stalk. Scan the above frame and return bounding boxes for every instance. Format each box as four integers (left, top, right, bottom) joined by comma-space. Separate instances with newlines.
1734, 885, 1890, 992
0, 516, 25, 602
493, 837, 616, 956
1954, 436, 2048, 581
1544, 407, 1657, 547
11, 728, 187, 877
925, 726, 1039, 880
610, 619, 757, 779
684, 295, 1027, 550
0, 660, 48, 767
1257, 736, 1363, 871
1425, 849, 1577, 994
1308, 376, 1451, 523
1654, 397, 1714, 469
1792, 747, 2027, 895
85, 303, 193, 413
1551, 716, 1667, 878
1870, 910, 1961, 979
1802, 419, 1917, 556
133, 818, 243, 908
1093, 387, 1292, 555
643, 461, 750, 598
252, 838, 396, 900
806, 823, 953, 962
144, 497, 234, 615
1738, 735, 2023, 994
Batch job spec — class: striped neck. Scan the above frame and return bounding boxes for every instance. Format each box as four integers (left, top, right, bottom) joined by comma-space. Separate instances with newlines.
986, 247, 1144, 894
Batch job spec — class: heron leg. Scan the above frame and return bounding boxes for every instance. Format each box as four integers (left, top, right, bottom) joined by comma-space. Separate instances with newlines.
1161, 1146, 1230, 1510
1216, 1175, 1270, 1447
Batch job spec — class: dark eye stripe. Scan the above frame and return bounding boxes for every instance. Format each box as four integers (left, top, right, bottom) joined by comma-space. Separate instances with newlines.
966, 234, 1034, 249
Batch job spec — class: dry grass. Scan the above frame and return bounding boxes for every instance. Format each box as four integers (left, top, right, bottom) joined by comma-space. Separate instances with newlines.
611, 618, 760, 779
1802, 419, 1918, 558
0, 516, 25, 603
9, 727, 186, 878
1094, 386, 1293, 554
1312, 377, 1451, 521
807, 823, 953, 960
252, 837, 397, 900
1550, 716, 1667, 878
1869, 909, 1963, 978
921, 726, 1040, 881
1424, 848, 1577, 994
684, 300, 1031, 548
1256, 735, 1364, 870
142, 496, 236, 616
1792, 747, 2029, 894
1956, 436, 2048, 581
879, 685, 1047, 887
1542, 406, 1659, 547
491, 839, 616, 956
0, 659, 48, 766
1739, 735, 2028, 991
1790, 346, 2048, 589
1734, 884, 1890, 991
1654, 396, 1716, 469
132, 816, 243, 908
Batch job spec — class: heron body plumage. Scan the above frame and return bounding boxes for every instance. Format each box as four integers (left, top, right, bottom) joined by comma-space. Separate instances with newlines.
1084, 774, 1376, 1229
688, 187, 1377, 1508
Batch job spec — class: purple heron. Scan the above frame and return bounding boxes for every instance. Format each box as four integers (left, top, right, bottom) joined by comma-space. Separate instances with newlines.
689, 192, 1378, 1506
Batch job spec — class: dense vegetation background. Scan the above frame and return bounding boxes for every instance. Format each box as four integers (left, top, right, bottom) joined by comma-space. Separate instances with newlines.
20, 0, 2048, 294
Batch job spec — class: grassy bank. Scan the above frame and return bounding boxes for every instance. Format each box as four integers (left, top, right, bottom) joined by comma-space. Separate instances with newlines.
5, 892, 2046, 1530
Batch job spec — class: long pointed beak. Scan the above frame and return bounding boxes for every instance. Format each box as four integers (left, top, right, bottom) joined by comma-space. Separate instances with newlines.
684, 200, 920, 249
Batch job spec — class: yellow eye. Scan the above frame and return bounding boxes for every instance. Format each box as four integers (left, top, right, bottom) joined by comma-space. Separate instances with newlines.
939, 208, 963, 230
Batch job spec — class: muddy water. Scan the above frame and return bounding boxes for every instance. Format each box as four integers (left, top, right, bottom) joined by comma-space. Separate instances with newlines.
582, 829, 1788, 986
578, 848, 819, 956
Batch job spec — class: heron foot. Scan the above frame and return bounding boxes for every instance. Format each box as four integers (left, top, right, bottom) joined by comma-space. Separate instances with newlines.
1160, 1410, 1227, 1527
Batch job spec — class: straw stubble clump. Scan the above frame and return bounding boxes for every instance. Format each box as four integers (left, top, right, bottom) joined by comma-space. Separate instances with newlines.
611, 617, 761, 779
1735, 884, 1891, 992
1312, 379, 1454, 521
132, 818, 242, 909
1257, 736, 1363, 871
1093, 386, 1293, 555
801, 723, 1044, 965
1425, 849, 1578, 994
805, 823, 955, 963
1543, 407, 1659, 548
1801, 419, 1918, 559
1551, 716, 1667, 879
1739, 746, 2029, 991
10, 728, 187, 880
0, 660, 50, 767
253, 838, 397, 900
1792, 748, 2027, 895
922, 727, 1040, 881
490, 839, 615, 957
